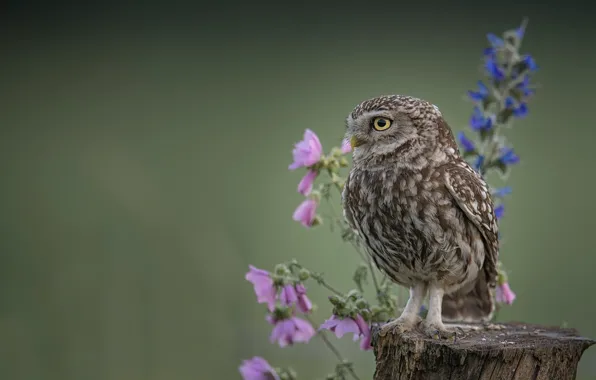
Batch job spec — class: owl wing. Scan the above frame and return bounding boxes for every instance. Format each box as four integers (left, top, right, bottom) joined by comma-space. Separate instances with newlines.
341, 172, 360, 235
442, 161, 499, 288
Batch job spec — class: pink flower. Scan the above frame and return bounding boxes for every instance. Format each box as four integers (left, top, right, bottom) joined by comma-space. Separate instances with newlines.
292, 198, 318, 227
341, 138, 352, 154
289, 129, 323, 170
295, 284, 313, 313
297, 170, 317, 195
320, 314, 372, 351
245, 265, 277, 311
496, 282, 516, 305
239, 357, 280, 380
267, 315, 316, 347
280, 284, 298, 306
280, 284, 312, 313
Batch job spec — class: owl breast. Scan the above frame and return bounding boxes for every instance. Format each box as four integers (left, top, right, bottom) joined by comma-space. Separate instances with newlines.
342, 165, 484, 293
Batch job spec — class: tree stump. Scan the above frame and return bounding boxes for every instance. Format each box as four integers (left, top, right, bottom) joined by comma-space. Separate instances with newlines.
371, 322, 595, 380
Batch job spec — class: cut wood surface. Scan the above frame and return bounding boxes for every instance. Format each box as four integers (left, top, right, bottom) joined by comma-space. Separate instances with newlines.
371, 321, 595, 380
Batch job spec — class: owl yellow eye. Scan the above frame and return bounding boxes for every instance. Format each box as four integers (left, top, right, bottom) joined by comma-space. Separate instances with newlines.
372, 117, 392, 131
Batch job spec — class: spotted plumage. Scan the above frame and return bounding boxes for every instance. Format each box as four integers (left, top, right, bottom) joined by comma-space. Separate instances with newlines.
342, 95, 499, 337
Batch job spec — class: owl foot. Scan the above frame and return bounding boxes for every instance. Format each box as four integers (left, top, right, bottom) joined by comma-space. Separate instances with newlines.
421, 321, 458, 341
482, 322, 506, 330
379, 316, 422, 337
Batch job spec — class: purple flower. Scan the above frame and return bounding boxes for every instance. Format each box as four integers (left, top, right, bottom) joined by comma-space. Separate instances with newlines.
341, 138, 352, 154
484, 53, 505, 82
522, 54, 538, 72
516, 75, 535, 97
457, 131, 475, 153
280, 285, 298, 306
473, 155, 485, 172
499, 147, 520, 165
504, 96, 515, 109
469, 107, 494, 131
280, 284, 312, 313
483, 47, 495, 57
505, 97, 529, 119
493, 187, 512, 198
496, 282, 516, 305
495, 204, 505, 219
319, 314, 372, 351
292, 198, 318, 227
295, 283, 313, 313
468, 80, 489, 102
239, 357, 280, 380
267, 315, 315, 347
513, 103, 528, 118
297, 170, 317, 196
245, 265, 277, 311
516, 23, 526, 39
487, 33, 504, 48
289, 129, 323, 170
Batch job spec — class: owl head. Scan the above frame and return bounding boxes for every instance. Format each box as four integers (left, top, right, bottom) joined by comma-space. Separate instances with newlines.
344, 95, 458, 168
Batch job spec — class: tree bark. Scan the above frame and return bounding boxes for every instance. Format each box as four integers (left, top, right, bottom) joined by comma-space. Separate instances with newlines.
371, 322, 595, 380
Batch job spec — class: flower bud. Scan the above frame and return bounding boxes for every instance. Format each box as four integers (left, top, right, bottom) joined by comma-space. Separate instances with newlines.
326, 159, 339, 172
311, 215, 323, 227
359, 308, 371, 320
298, 269, 310, 281
328, 295, 344, 307
271, 305, 293, 321
355, 298, 368, 310
271, 274, 285, 287
278, 368, 298, 380
309, 190, 321, 203
346, 289, 360, 300
497, 270, 508, 285
274, 264, 289, 276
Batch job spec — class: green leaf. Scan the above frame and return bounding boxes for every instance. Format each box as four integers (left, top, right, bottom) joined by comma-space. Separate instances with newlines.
497, 108, 513, 124
462, 150, 478, 159
352, 264, 368, 293
495, 160, 510, 176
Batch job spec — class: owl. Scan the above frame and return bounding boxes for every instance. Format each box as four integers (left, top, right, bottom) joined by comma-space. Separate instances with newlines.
341, 95, 499, 339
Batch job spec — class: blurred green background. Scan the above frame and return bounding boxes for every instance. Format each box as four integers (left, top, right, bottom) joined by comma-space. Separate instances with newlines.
1, 1, 595, 379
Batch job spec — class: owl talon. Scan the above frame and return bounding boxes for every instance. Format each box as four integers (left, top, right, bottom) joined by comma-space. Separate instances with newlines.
422, 322, 457, 341
379, 316, 421, 337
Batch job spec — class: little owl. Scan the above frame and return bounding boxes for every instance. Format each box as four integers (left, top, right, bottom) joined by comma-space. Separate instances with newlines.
342, 94, 499, 339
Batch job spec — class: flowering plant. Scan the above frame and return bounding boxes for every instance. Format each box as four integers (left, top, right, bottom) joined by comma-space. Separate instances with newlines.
240, 20, 538, 380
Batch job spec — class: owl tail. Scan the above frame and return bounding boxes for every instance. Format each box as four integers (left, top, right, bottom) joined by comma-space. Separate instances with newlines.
441, 270, 495, 323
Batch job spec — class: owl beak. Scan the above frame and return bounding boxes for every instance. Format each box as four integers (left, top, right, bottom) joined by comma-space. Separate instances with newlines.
350, 136, 364, 149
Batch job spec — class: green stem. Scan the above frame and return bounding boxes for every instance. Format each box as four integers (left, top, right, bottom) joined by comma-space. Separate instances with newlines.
310, 272, 344, 297
345, 230, 368, 263
287, 262, 344, 297
346, 235, 382, 301
306, 315, 362, 380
